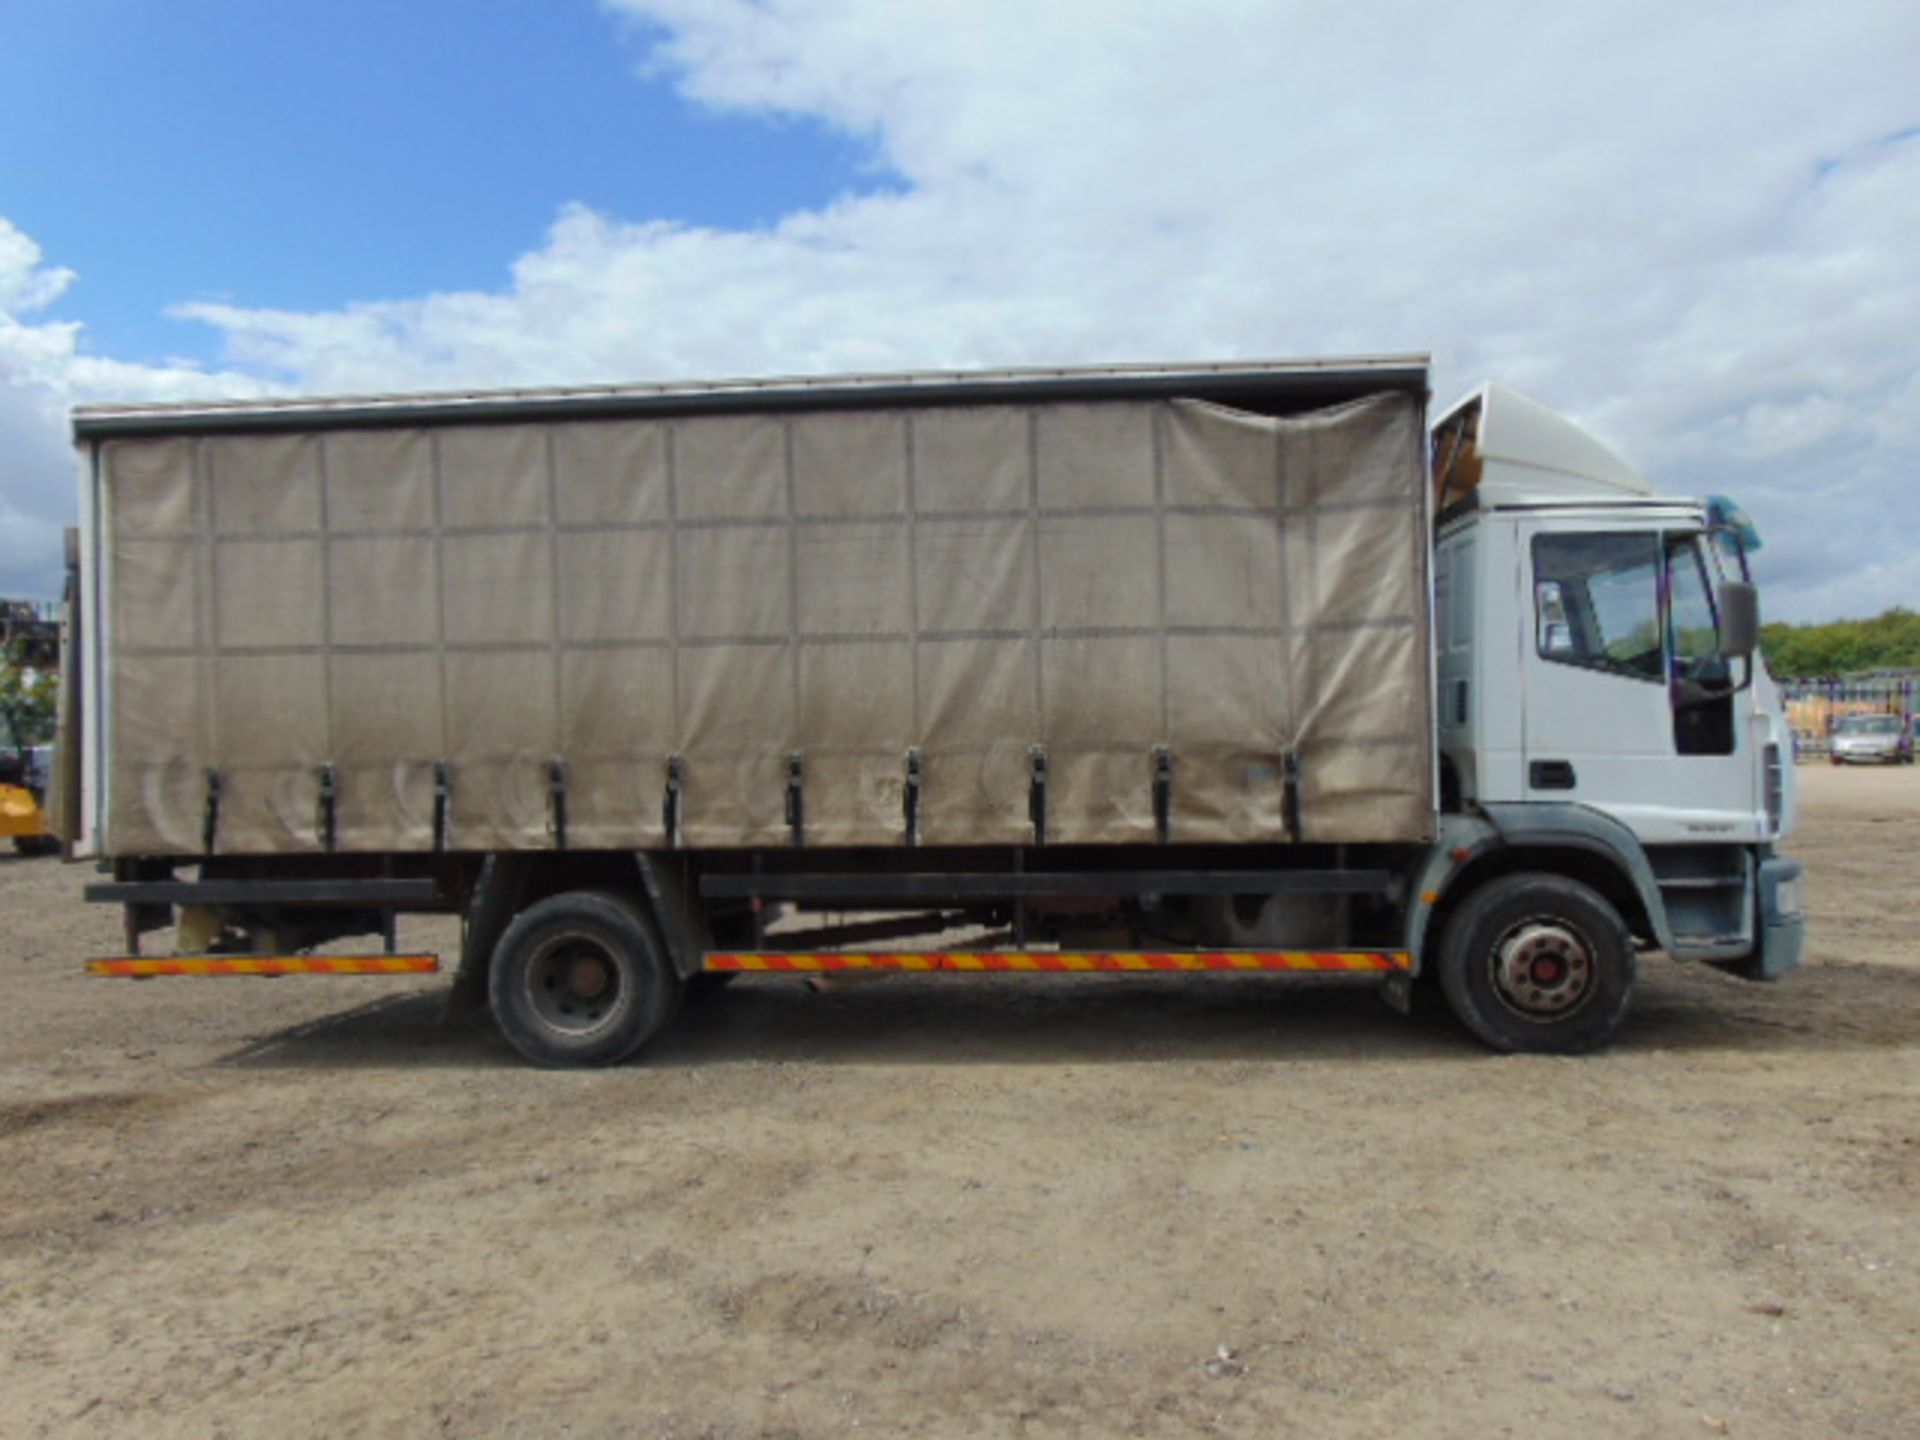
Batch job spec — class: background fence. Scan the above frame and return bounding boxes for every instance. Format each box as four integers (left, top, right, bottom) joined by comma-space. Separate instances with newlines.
1780, 676, 1917, 760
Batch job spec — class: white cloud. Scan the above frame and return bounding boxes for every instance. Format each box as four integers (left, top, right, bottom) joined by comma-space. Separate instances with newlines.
3, 1, 1917, 620
0, 220, 264, 596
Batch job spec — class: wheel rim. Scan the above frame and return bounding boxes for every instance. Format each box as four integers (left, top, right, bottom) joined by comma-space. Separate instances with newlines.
1487, 917, 1597, 1022
523, 929, 628, 1038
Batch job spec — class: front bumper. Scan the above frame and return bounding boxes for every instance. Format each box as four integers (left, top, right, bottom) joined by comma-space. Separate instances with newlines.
1831, 743, 1904, 763
1746, 855, 1806, 981
1708, 854, 1805, 982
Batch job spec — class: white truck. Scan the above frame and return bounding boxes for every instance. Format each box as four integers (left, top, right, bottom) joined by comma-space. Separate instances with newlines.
61, 357, 1804, 1064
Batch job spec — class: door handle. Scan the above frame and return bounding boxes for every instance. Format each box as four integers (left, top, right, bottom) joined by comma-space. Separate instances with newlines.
1529, 760, 1577, 791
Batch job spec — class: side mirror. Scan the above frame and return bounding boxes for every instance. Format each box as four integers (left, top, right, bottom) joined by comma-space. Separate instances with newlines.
1536, 580, 1573, 655
1720, 581, 1759, 660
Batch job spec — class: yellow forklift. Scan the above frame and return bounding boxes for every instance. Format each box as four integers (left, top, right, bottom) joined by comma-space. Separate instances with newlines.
1, 598, 60, 857
0, 709, 55, 856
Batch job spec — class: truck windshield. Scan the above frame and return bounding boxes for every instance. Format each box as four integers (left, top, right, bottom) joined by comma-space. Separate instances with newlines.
1667, 537, 1721, 669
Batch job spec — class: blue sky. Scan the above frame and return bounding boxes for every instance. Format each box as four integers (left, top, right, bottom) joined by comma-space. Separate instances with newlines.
0, 2, 1916, 620
0, 0, 880, 364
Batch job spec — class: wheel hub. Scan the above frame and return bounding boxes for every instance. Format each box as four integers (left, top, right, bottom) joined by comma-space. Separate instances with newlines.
525, 933, 625, 1036
1491, 921, 1594, 1018
568, 955, 612, 1000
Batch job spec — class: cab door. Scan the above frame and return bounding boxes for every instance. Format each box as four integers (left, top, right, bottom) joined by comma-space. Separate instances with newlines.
1521, 525, 1758, 843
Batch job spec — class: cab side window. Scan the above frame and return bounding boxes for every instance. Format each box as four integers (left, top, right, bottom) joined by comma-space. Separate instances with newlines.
1531, 533, 1662, 682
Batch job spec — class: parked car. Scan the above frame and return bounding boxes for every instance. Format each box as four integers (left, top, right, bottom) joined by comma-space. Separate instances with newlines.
1829, 713, 1914, 765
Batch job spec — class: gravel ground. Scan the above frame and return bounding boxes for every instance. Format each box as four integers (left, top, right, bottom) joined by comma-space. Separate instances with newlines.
0, 764, 1914, 1438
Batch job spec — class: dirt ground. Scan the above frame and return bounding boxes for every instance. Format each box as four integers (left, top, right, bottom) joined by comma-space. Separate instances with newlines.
1, 766, 1914, 1439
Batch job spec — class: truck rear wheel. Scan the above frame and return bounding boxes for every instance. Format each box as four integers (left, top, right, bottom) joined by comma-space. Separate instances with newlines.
1436, 872, 1635, 1054
488, 890, 682, 1068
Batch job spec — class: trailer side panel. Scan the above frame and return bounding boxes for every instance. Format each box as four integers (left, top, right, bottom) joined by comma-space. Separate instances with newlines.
93, 387, 1431, 855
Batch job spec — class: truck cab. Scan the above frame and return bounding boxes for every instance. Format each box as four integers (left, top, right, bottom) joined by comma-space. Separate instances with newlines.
1427, 384, 1802, 1003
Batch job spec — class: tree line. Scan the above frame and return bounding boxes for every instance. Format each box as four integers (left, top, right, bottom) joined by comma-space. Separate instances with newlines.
1761, 607, 1920, 679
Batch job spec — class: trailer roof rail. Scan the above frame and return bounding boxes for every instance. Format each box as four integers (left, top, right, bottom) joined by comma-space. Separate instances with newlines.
72, 355, 1431, 439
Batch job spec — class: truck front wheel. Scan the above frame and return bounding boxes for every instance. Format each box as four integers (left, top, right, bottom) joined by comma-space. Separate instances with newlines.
489, 890, 682, 1068
1436, 873, 1635, 1054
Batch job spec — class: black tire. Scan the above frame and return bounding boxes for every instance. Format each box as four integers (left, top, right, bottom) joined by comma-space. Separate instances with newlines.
1436, 872, 1635, 1055
12, 834, 59, 857
488, 890, 682, 1068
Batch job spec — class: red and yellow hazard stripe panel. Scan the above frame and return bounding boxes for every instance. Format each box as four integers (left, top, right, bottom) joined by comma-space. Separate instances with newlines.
706, 950, 1408, 973
87, 955, 440, 977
